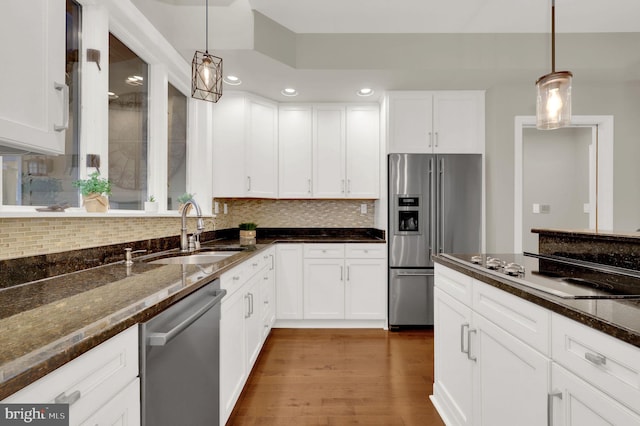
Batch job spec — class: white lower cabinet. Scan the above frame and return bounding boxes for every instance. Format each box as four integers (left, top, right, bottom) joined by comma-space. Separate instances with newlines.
3, 325, 139, 426
302, 244, 386, 321
275, 244, 304, 320
433, 287, 474, 425
433, 264, 551, 426
473, 314, 549, 426
220, 248, 274, 425
434, 262, 640, 426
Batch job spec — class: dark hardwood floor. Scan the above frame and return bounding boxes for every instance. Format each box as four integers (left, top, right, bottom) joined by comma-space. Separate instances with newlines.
226, 328, 445, 426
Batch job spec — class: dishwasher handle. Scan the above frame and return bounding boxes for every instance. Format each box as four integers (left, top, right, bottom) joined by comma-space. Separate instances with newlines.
148, 288, 227, 347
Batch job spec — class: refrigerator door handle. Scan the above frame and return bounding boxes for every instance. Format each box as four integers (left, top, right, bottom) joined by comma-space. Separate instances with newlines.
427, 157, 434, 259
396, 272, 434, 277
438, 157, 445, 253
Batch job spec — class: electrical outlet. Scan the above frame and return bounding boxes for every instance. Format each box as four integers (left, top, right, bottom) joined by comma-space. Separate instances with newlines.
86, 154, 100, 168
360, 203, 367, 214
223, 203, 228, 214
214, 202, 219, 214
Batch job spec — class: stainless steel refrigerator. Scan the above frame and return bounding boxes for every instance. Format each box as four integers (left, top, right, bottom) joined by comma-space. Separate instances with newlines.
388, 153, 482, 328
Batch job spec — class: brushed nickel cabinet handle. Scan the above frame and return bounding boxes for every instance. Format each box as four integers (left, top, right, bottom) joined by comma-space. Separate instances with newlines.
547, 390, 563, 426
585, 352, 606, 366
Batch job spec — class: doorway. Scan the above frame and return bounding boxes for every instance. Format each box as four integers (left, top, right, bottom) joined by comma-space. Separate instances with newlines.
514, 116, 614, 253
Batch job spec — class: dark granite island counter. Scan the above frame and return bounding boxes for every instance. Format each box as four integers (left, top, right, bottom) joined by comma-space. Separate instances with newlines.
433, 253, 640, 348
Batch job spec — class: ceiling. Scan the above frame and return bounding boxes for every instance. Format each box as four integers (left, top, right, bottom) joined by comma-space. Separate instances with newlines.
131, 0, 640, 102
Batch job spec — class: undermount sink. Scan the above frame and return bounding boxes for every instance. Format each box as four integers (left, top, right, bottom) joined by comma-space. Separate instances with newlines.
149, 252, 238, 265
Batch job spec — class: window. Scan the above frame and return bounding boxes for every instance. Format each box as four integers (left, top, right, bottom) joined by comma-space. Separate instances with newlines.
108, 33, 149, 210
1, 0, 81, 207
167, 84, 187, 210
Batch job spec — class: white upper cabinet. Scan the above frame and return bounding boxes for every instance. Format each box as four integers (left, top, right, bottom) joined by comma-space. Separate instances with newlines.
345, 105, 380, 198
278, 105, 313, 198
387, 91, 485, 154
279, 103, 380, 199
313, 105, 346, 198
0, 0, 66, 154
246, 97, 278, 197
212, 93, 278, 198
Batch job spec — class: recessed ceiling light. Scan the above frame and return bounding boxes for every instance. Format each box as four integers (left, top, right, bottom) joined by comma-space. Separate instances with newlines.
357, 87, 374, 97
224, 75, 242, 85
108, 91, 119, 100
281, 87, 298, 97
125, 75, 144, 86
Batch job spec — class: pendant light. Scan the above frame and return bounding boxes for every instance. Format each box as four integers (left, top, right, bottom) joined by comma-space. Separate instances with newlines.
191, 0, 223, 103
536, 0, 572, 130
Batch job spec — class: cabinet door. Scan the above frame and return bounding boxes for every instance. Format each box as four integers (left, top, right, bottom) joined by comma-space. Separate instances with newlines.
551, 364, 640, 426
303, 258, 345, 319
279, 105, 313, 198
313, 105, 346, 198
220, 288, 248, 425
432, 91, 484, 154
473, 314, 549, 426
345, 105, 380, 198
275, 244, 304, 320
387, 92, 433, 153
246, 97, 278, 197
345, 258, 386, 319
212, 94, 246, 197
79, 378, 140, 426
0, 0, 66, 155
245, 274, 264, 368
432, 287, 473, 426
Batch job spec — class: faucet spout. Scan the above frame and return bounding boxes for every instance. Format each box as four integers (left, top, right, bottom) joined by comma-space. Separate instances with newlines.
181, 198, 205, 252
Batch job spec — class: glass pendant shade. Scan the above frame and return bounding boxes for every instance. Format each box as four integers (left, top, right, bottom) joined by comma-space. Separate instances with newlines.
191, 50, 223, 103
536, 70, 572, 130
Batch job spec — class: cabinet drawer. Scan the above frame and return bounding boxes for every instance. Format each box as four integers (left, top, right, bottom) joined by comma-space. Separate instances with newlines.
244, 251, 270, 278
304, 244, 345, 258
4, 325, 139, 425
345, 243, 385, 259
552, 313, 640, 413
220, 263, 247, 296
434, 263, 473, 307
473, 280, 550, 355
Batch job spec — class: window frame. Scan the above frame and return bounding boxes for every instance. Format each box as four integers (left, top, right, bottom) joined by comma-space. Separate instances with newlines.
0, 0, 212, 216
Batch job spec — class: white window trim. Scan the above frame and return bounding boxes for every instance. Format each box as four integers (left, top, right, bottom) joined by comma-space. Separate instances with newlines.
0, 0, 213, 216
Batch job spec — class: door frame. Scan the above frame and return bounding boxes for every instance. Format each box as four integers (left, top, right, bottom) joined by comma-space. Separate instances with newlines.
514, 116, 613, 252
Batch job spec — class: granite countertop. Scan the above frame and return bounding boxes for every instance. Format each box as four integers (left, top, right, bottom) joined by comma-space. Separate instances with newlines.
434, 255, 640, 349
0, 229, 385, 399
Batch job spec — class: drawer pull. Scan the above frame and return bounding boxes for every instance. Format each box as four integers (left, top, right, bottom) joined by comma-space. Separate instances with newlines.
585, 352, 607, 366
547, 390, 562, 426
55, 390, 81, 405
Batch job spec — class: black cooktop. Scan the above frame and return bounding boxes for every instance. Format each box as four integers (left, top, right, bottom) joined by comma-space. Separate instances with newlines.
440, 252, 640, 299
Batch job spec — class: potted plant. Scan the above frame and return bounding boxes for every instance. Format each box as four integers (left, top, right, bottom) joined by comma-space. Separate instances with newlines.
73, 171, 111, 213
177, 192, 194, 214
144, 195, 159, 213
239, 222, 258, 246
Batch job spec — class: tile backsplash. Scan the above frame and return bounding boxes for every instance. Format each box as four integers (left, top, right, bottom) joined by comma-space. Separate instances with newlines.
213, 198, 376, 229
0, 216, 213, 260
0, 199, 377, 260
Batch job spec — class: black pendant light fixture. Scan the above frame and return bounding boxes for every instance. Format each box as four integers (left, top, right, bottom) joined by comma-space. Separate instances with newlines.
192, 0, 223, 103
536, 0, 572, 130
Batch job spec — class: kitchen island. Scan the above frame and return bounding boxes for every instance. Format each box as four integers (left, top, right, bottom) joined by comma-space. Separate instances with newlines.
431, 253, 640, 426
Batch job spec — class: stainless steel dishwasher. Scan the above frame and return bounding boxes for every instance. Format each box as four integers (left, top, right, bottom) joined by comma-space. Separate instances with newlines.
140, 279, 226, 426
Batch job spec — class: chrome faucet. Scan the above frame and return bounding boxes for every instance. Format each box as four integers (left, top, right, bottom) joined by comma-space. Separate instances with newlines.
181, 198, 205, 252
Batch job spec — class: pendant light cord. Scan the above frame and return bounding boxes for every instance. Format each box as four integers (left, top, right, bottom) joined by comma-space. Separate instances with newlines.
205, 0, 209, 54
551, 0, 555, 73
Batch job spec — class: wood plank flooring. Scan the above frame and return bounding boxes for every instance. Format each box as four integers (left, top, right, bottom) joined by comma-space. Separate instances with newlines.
226, 328, 445, 426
